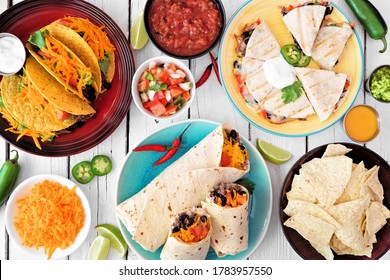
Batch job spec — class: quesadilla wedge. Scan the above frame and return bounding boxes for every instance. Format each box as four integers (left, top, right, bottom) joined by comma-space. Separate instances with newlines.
26, 29, 99, 103
311, 21, 353, 70
281, 1, 333, 56
294, 67, 350, 122
47, 16, 116, 93
261, 87, 315, 123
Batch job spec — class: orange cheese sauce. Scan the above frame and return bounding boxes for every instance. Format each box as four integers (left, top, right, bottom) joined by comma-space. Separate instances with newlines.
344, 105, 379, 142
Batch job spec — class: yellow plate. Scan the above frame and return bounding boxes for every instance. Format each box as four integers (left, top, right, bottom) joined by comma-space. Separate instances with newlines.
218, 0, 363, 137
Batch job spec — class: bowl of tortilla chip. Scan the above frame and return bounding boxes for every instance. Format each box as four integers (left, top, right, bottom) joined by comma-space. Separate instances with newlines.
280, 143, 390, 260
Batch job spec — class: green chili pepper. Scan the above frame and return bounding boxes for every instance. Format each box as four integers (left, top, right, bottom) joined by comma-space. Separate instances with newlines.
281, 44, 302, 65
0, 150, 21, 206
345, 0, 388, 53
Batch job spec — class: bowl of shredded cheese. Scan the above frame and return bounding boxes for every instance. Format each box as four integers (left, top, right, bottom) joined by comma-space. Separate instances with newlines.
5, 174, 91, 259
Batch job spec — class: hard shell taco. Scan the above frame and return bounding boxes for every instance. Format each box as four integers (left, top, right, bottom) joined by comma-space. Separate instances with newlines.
47, 16, 116, 93
26, 29, 99, 103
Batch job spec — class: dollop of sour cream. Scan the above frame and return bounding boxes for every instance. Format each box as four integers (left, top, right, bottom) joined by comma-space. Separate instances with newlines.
263, 55, 295, 89
0, 34, 26, 75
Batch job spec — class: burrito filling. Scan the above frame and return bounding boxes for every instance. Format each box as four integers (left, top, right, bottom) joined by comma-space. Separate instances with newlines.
281, 1, 333, 16
171, 211, 211, 243
27, 30, 96, 102
221, 129, 249, 170
210, 182, 248, 207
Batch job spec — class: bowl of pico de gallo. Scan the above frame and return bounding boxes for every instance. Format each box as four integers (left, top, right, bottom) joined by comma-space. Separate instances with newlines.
132, 56, 196, 120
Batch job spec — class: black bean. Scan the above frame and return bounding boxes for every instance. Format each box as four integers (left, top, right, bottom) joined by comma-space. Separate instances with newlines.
200, 215, 208, 223
180, 222, 187, 230
239, 144, 246, 150
221, 196, 227, 206
172, 226, 180, 233
179, 214, 189, 221
241, 31, 250, 38
229, 130, 237, 139
187, 217, 195, 227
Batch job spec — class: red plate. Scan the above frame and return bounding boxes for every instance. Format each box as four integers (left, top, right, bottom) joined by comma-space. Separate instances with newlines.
0, 0, 134, 156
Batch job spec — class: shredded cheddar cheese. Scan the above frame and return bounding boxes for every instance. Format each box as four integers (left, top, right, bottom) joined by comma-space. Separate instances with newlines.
39, 34, 93, 100
62, 16, 115, 60
221, 130, 248, 170
13, 180, 85, 259
171, 215, 210, 243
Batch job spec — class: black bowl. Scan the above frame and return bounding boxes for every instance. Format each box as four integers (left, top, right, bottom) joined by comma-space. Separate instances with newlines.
280, 143, 390, 260
144, 0, 226, 59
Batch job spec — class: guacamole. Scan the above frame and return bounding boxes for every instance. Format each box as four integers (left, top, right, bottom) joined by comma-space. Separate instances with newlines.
370, 65, 390, 102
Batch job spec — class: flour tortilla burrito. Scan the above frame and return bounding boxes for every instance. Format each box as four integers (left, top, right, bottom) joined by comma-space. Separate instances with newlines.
160, 207, 211, 260
282, 1, 333, 56
311, 22, 353, 70
116, 124, 250, 252
201, 182, 249, 257
294, 67, 349, 122
26, 29, 99, 103
245, 21, 280, 61
47, 16, 116, 93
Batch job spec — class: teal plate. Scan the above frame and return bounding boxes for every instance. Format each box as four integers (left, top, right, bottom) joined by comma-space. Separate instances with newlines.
116, 119, 272, 260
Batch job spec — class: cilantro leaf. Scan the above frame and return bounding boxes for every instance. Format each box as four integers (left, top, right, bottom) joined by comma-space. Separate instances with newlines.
235, 178, 256, 195
281, 81, 303, 104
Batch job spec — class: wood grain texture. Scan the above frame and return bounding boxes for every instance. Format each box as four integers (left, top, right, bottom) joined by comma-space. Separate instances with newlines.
0, 0, 389, 260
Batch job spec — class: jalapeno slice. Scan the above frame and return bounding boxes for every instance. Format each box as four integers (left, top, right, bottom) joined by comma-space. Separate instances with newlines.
91, 155, 112, 176
294, 54, 312, 67
281, 44, 302, 65
72, 161, 95, 184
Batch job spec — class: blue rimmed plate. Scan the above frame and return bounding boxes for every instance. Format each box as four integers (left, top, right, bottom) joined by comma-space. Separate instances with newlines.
116, 119, 272, 260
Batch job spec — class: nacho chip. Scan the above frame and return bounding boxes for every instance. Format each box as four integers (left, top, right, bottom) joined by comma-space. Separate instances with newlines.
336, 161, 367, 204
322, 144, 352, 158
286, 175, 317, 203
364, 201, 390, 245
362, 166, 384, 202
309, 241, 334, 260
284, 200, 340, 227
299, 156, 352, 206
284, 212, 336, 246
330, 235, 372, 257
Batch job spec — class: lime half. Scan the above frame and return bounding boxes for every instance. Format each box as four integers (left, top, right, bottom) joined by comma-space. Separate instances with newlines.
131, 12, 149, 50
87, 236, 110, 260
256, 139, 292, 164
95, 224, 128, 259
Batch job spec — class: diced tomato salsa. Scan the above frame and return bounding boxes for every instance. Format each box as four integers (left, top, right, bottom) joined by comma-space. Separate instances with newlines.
148, 0, 222, 56
137, 62, 193, 117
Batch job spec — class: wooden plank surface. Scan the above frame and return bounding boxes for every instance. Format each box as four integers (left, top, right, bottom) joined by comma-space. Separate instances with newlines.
0, 0, 389, 260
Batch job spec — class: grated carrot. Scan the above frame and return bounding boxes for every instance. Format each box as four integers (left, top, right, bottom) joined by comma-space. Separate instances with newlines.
13, 180, 85, 259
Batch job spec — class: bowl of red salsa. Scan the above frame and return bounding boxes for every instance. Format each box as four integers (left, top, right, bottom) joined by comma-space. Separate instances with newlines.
144, 0, 225, 58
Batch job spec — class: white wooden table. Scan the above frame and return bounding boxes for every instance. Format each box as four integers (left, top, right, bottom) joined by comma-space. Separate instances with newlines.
0, 0, 389, 260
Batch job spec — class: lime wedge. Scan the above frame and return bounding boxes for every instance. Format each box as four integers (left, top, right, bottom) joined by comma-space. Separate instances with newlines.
256, 139, 292, 164
131, 12, 149, 50
95, 224, 128, 259
87, 236, 110, 260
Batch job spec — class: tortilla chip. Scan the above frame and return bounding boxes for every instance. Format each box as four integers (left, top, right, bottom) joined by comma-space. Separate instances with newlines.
283, 199, 340, 227
299, 156, 352, 206
364, 202, 390, 245
327, 198, 370, 252
309, 241, 334, 260
322, 144, 352, 158
286, 175, 317, 203
336, 161, 367, 204
361, 166, 384, 202
284, 212, 336, 246
330, 235, 372, 257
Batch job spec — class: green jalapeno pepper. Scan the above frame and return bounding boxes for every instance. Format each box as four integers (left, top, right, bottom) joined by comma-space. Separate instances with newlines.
294, 54, 312, 67
281, 44, 302, 64
0, 150, 21, 206
72, 161, 95, 184
346, 0, 388, 53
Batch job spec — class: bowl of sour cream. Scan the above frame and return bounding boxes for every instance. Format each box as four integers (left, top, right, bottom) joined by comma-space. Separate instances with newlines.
0, 33, 26, 76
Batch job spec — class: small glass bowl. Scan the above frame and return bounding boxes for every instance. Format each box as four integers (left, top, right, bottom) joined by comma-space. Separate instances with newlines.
365, 65, 390, 103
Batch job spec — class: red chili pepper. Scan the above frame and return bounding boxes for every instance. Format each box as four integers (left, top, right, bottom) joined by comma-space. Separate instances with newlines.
153, 124, 191, 166
209, 52, 221, 85
196, 63, 212, 88
133, 144, 183, 152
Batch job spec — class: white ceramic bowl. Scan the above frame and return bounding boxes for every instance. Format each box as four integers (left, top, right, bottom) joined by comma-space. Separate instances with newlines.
131, 56, 196, 121
5, 174, 91, 259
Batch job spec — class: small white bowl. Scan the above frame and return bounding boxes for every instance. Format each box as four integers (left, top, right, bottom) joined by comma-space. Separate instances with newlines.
0, 33, 26, 76
131, 56, 196, 121
5, 174, 91, 260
